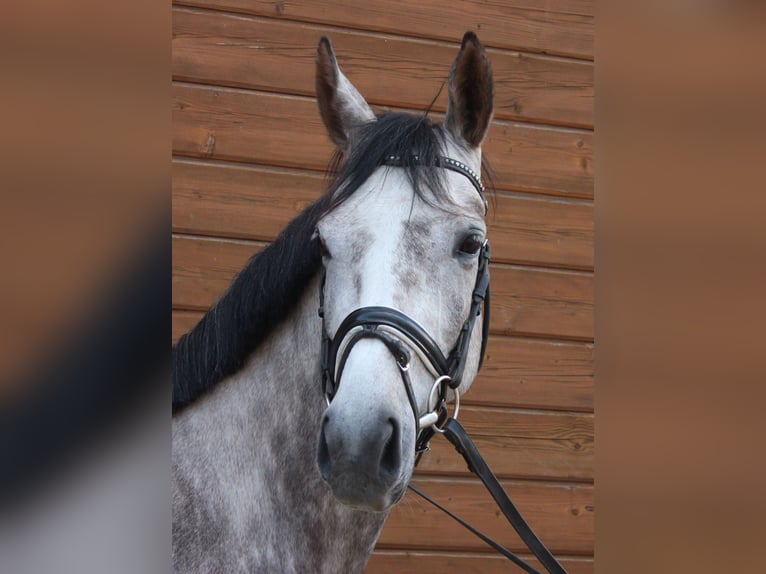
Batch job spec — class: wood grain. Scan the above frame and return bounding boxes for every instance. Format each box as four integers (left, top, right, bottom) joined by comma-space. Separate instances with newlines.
172, 84, 594, 198
172, 160, 326, 241
380, 477, 593, 554
174, 0, 594, 60
472, 336, 593, 411
417, 406, 593, 481
366, 550, 593, 574
173, 160, 594, 269
172, 8, 593, 128
488, 192, 593, 270
171, 235, 593, 340
490, 265, 593, 340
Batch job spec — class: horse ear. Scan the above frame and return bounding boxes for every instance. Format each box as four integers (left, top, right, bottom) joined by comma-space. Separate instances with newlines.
315, 36, 375, 151
444, 32, 494, 148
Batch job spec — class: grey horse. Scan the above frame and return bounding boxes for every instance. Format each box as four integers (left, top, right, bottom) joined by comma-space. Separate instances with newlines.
172, 32, 494, 573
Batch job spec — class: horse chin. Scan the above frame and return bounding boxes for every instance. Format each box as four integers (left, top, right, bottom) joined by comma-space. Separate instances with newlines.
331, 477, 409, 513
320, 460, 412, 513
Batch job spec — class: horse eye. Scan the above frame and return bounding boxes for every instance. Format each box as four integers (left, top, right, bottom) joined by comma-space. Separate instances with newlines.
458, 234, 484, 255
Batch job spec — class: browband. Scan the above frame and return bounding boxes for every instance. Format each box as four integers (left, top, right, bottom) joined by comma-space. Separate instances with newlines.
382, 155, 487, 212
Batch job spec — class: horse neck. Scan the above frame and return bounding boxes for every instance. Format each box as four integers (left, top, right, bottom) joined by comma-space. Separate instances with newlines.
174, 274, 387, 572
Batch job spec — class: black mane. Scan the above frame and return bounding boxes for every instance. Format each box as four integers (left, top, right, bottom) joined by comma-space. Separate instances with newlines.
173, 112, 482, 412
172, 198, 327, 413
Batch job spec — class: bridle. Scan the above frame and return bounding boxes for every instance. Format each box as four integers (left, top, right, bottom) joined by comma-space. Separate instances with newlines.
319, 239, 489, 453
318, 154, 490, 451
317, 155, 568, 574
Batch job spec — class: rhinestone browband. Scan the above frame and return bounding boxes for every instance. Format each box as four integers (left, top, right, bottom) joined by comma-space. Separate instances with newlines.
382, 155, 487, 212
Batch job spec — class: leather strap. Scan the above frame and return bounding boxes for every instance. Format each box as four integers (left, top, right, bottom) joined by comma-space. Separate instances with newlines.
329, 307, 449, 381
447, 241, 490, 385
334, 325, 420, 431
321, 240, 490, 399
441, 418, 569, 574
407, 483, 541, 573
382, 154, 487, 212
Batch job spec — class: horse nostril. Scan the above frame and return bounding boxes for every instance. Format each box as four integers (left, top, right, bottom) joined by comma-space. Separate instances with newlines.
378, 417, 401, 483
317, 415, 332, 481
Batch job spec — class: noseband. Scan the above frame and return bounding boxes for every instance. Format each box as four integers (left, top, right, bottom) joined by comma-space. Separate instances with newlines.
318, 155, 490, 452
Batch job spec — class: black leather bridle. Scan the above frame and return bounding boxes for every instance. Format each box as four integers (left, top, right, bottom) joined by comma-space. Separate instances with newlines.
319, 239, 490, 453
317, 155, 568, 574
319, 155, 490, 450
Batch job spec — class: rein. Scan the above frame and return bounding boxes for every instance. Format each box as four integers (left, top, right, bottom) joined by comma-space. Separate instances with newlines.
318, 155, 568, 574
409, 419, 569, 574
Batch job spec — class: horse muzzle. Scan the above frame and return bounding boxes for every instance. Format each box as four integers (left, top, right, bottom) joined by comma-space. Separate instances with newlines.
317, 403, 407, 512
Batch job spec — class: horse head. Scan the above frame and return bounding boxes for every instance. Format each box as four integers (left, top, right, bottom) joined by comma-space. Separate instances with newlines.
313, 33, 494, 512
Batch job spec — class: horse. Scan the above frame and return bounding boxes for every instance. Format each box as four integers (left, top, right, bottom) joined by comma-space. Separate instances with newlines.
173, 32, 494, 573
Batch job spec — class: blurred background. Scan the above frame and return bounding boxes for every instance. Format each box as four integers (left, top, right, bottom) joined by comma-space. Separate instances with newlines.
1, 1, 765, 573
1, 1, 170, 572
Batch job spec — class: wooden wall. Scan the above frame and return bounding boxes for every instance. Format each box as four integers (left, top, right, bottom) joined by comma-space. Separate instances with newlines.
172, 1, 594, 571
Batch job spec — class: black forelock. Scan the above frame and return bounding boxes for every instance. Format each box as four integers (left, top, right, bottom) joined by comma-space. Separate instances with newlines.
326, 112, 451, 212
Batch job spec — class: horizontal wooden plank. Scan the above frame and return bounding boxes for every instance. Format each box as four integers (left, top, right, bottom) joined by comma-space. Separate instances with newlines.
174, 0, 593, 60
172, 161, 321, 244
489, 193, 593, 270
172, 84, 594, 198
417, 406, 593, 481
173, 311, 593, 412
490, 265, 593, 340
379, 477, 593, 554
172, 8, 593, 128
482, 121, 593, 199
172, 160, 327, 241
173, 160, 594, 269
473, 336, 593, 411
366, 550, 593, 574
172, 235, 593, 340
